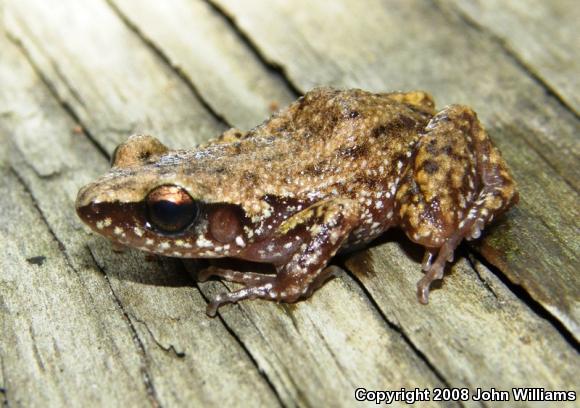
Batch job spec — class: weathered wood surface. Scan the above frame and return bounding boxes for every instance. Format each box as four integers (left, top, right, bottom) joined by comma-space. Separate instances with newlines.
1, 1, 578, 407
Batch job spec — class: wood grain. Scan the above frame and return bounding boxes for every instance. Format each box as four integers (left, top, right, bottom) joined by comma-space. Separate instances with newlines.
447, 0, 580, 115
1, 0, 578, 406
109, 0, 296, 130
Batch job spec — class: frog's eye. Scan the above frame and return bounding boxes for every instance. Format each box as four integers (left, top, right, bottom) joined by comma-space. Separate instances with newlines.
145, 185, 198, 233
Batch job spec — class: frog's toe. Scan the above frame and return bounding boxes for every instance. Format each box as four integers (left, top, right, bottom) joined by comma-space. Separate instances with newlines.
416, 240, 458, 304
416, 264, 445, 304
205, 284, 276, 317
206, 293, 228, 317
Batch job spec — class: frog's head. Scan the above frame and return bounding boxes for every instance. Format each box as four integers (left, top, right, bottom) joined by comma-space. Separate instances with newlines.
76, 134, 251, 258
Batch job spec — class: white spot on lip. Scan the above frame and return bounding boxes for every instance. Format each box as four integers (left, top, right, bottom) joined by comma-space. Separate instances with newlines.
145, 238, 155, 246
133, 227, 144, 237
158, 241, 171, 250
235, 236, 246, 247
114, 227, 123, 236
196, 235, 213, 248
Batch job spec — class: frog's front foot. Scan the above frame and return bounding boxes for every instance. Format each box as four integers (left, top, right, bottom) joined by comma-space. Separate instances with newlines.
197, 266, 277, 316
203, 265, 341, 317
202, 199, 360, 316
206, 280, 278, 317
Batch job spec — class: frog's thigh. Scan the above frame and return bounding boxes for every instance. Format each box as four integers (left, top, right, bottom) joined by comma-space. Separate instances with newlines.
398, 105, 517, 303
205, 199, 360, 315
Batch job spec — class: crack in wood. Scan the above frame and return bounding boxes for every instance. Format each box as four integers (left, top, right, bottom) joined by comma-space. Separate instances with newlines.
465, 252, 499, 300
191, 277, 286, 408
105, 0, 231, 129
0, 356, 8, 408
129, 313, 186, 359
5, 33, 110, 160
28, 325, 46, 373
433, 0, 580, 121
430, 1, 580, 194
204, 0, 302, 98
510, 124, 579, 194
87, 248, 162, 408
468, 250, 579, 349
338, 261, 460, 402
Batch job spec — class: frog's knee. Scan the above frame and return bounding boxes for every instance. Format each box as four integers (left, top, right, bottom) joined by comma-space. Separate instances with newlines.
425, 104, 481, 134
387, 91, 435, 111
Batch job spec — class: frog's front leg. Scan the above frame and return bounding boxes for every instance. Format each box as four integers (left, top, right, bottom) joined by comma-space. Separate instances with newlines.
204, 199, 360, 316
397, 105, 518, 303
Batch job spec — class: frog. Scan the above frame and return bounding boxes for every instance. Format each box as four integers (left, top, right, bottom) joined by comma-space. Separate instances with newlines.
76, 87, 518, 316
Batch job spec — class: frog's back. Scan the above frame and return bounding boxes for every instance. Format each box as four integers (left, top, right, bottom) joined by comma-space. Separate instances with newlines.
209, 88, 434, 202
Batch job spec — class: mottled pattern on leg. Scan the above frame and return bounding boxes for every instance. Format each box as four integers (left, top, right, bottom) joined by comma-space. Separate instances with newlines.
397, 105, 518, 303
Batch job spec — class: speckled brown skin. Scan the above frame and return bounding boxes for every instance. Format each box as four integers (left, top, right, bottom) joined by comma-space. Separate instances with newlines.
76, 88, 518, 316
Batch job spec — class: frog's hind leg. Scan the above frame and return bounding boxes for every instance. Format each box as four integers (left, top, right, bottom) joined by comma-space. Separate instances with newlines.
205, 199, 360, 316
397, 105, 518, 303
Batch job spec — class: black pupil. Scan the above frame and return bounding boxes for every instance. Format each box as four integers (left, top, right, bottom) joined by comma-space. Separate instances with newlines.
147, 199, 197, 233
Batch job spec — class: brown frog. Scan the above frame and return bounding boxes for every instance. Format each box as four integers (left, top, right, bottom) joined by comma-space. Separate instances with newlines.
76, 88, 518, 316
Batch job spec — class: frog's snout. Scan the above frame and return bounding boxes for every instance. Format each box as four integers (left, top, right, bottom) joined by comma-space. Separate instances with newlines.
75, 182, 94, 211
75, 182, 104, 228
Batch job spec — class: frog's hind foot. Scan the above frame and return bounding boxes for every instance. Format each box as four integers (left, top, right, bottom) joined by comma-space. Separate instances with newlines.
399, 104, 517, 304
417, 241, 459, 304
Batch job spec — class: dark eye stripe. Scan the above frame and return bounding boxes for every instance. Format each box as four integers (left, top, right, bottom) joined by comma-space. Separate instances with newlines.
146, 185, 198, 233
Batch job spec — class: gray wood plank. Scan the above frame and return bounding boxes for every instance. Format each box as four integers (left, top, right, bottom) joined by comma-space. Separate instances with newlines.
0, 34, 153, 407
213, 0, 580, 340
195, 268, 456, 408
445, 0, 580, 115
5, 0, 224, 154
0, 12, 281, 408
347, 246, 579, 404
109, 0, 296, 130
0, 170, 151, 407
